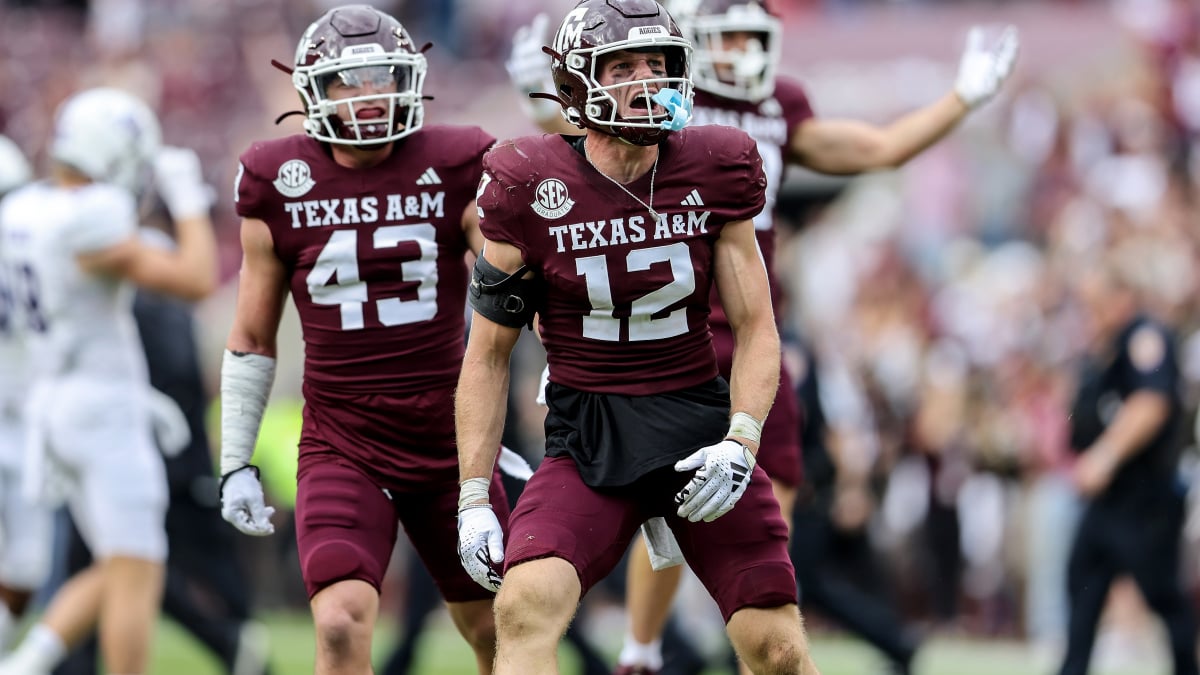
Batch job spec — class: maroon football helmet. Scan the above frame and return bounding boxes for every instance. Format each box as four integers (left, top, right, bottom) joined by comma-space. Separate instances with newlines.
292, 5, 427, 145
664, 0, 780, 102
548, 0, 694, 146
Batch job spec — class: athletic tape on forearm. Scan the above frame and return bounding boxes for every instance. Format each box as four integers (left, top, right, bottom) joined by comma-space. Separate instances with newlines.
220, 349, 276, 475
727, 411, 764, 446
458, 477, 491, 512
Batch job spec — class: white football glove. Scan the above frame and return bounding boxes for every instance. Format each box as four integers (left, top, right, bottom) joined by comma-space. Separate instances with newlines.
506, 13, 560, 123
457, 505, 505, 592
154, 146, 214, 220
674, 440, 756, 523
954, 25, 1019, 110
220, 467, 275, 536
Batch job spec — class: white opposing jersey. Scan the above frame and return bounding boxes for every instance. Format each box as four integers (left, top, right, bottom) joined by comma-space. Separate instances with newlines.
0, 181, 148, 384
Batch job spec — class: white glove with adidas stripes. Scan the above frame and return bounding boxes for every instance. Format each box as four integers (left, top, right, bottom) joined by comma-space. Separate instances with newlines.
673, 439, 755, 523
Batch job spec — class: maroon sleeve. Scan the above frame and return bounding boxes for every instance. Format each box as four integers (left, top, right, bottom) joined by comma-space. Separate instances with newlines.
476, 138, 539, 265
701, 126, 768, 224
774, 76, 816, 138
234, 143, 269, 219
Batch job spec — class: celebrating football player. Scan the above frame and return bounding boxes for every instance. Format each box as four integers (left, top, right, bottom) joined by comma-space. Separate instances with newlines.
457, 0, 821, 673
508, 1, 1018, 672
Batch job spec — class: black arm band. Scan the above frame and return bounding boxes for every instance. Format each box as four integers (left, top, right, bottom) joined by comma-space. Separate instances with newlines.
468, 256, 541, 329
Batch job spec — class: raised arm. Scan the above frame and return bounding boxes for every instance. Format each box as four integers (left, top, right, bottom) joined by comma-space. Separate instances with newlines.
788, 25, 1018, 175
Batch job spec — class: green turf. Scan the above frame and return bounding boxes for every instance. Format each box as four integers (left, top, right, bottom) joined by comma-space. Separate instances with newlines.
149, 611, 1166, 674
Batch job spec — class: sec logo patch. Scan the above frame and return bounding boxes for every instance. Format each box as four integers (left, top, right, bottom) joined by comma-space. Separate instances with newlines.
274, 159, 315, 198
531, 178, 575, 219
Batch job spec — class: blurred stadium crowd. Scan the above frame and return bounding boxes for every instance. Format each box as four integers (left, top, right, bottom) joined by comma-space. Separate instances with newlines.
3, 0, 1200, 671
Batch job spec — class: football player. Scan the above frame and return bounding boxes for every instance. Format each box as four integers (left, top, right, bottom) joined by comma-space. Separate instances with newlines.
0, 134, 49, 654
508, 1, 1018, 673
0, 88, 217, 675
216, 5, 505, 674
456, 0, 820, 672
51, 146, 272, 675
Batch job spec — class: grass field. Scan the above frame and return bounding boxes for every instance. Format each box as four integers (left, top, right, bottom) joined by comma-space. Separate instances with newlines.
147, 610, 1170, 675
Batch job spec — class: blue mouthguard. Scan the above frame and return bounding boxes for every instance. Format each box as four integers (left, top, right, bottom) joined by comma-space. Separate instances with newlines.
652, 89, 692, 131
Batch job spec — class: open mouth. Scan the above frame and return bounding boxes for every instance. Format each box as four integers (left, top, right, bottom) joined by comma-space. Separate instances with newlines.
351, 107, 390, 135
626, 92, 665, 119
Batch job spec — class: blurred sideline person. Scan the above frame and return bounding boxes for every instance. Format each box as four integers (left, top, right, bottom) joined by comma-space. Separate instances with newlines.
456, 1, 821, 673
1058, 260, 1198, 675
0, 134, 51, 652
53, 146, 270, 675
788, 339, 920, 675
0, 88, 217, 675
507, 1, 1017, 673
217, 6, 505, 674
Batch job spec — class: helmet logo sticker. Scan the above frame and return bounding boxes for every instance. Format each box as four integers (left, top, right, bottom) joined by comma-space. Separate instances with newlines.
554, 7, 589, 53
274, 159, 316, 198
531, 178, 575, 220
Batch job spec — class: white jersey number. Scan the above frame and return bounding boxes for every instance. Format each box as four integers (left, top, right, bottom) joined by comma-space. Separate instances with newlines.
306, 225, 439, 330
576, 242, 695, 342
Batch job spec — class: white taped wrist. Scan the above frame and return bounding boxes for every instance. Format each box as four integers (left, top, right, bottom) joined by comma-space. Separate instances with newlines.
220, 350, 276, 474
458, 477, 491, 512
727, 411, 764, 445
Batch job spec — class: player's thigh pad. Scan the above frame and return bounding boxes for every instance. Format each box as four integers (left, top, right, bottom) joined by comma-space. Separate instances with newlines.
295, 452, 399, 598
670, 463, 796, 622
505, 456, 646, 594
396, 466, 510, 603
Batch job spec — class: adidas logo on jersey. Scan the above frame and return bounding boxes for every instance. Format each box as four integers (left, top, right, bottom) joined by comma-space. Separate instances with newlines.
680, 189, 704, 207
416, 168, 442, 186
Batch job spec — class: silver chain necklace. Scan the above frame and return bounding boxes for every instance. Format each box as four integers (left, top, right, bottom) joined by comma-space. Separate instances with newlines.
585, 144, 660, 221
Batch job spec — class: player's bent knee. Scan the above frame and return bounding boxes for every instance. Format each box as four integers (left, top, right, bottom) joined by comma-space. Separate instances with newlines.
493, 559, 579, 640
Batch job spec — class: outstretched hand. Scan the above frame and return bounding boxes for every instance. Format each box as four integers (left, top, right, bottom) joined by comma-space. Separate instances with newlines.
506, 13, 552, 95
954, 25, 1019, 110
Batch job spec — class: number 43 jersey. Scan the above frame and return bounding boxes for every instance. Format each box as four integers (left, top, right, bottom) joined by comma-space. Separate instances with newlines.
477, 126, 767, 396
235, 126, 494, 395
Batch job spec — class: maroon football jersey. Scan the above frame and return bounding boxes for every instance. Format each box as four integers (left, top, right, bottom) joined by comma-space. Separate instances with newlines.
477, 125, 767, 395
236, 126, 493, 394
694, 77, 814, 332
